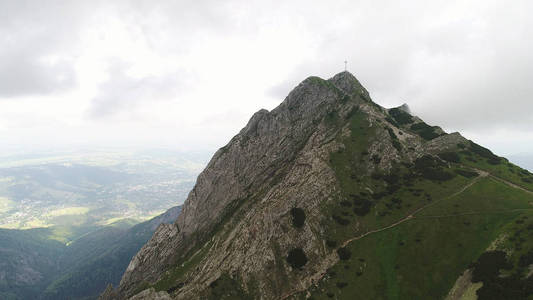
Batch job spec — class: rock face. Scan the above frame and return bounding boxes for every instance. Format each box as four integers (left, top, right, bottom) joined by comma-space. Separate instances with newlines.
111, 71, 472, 299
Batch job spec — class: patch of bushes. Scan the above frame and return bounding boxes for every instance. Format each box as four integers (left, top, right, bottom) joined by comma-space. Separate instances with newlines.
521, 178, 532, 183
410, 122, 431, 131
470, 251, 533, 299
287, 248, 308, 269
340, 200, 352, 207
469, 141, 501, 163
208, 274, 250, 300
418, 128, 441, 140
371, 154, 381, 164
414, 155, 455, 181
471, 251, 510, 282
351, 194, 372, 216
332, 214, 350, 225
383, 173, 400, 185
385, 117, 400, 128
415, 155, 445, 169
290, 208, 306, 228
326, 240, 337, 248
438, 152, 461, 163
388, 108, 414, 125
410, 122, 441, 140
455, 169, 479, 178
336, 282, 348, 289
386, 127, 402, 151
518, 250, 533, 268
392, 140, 402, 152
337, 247, 352, 260
386, 127, 398, 140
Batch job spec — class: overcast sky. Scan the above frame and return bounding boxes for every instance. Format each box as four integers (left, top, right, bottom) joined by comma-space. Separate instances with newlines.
1, 0, 532, 157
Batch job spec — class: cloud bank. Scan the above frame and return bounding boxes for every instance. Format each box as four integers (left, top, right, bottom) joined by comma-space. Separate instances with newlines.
0, 0, 532, 156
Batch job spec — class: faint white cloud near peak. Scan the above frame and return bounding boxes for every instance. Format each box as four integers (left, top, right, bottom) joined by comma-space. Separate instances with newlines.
86, 61, 190, 120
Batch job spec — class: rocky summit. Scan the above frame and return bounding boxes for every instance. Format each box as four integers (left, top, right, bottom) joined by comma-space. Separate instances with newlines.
102, 71, 533, 300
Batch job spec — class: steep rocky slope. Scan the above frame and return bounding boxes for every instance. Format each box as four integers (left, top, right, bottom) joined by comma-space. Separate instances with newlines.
107, 72, 533, 300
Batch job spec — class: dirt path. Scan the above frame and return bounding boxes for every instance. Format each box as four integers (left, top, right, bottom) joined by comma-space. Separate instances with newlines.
340, 170, 487, 248
417, 208, 533, 219
489, 174, 533, 195
281, 169, 533, 299
281, 172, 485, 299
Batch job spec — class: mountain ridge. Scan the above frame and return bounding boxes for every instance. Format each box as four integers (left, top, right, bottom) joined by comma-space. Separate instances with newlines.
105, 71, 533, 299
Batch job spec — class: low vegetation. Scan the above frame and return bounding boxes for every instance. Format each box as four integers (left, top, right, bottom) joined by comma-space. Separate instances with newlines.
287, 248, 308, 269
290, 208, 306, 228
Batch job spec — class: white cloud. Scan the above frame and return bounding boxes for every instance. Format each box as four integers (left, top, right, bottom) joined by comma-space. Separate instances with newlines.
0, 0, 532, 156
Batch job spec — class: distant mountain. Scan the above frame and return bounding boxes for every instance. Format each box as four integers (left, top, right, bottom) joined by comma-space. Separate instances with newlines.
106, 72, 533, 300
0, 205, 181, 300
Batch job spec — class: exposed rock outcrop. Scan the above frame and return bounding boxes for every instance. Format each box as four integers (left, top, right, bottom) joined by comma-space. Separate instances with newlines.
109, 71, 472, 299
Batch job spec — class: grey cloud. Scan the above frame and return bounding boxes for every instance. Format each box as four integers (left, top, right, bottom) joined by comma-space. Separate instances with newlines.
265, 0, 533, 135
0, 49, 75, 97
87, 61, 186, 119
0, 0, 86, 97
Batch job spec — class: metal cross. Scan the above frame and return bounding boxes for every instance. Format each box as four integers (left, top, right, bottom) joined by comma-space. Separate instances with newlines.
344, 60, 347, 71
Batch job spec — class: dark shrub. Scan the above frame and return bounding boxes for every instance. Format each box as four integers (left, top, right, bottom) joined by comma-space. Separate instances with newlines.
487, 158, 502, 165
391, 197, 402, 204
371, 154, 381, 164
410, 122, 441, 140
422, 168, 455, 181
333, 214, 350, 225
386, 184, 401, 194
326, 240, 337, 248
471, 251, 511, 283
337, 247, 352, 260
383, 173, 400, 185
385, 117, 399, 128
455, 169, 479, 178
340, 200, 352, 207
353, 199, 372, 216
287, 248, 308, 269
415, 155, 443, 169
388, 108, 414, 125
336, 282, 348, 289
469, 141, 500, 161
438, 152, 461, 163
392, 140, 402, 152
415, 155, 455, 181
290, 208, 306, 228
518, 250, 533, 268
386, 127, 398, 140
410, 122, 433, 131
418, 128, 441, 140
371, 172, 382, 180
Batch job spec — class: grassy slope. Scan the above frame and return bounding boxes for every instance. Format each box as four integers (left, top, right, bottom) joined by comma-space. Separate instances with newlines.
305, 111, 533, 299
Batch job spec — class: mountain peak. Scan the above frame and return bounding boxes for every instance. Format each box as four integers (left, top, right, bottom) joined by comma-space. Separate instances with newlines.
328, 70, 368, 96
106, 70, 533, 300
398, 103, 411, 114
